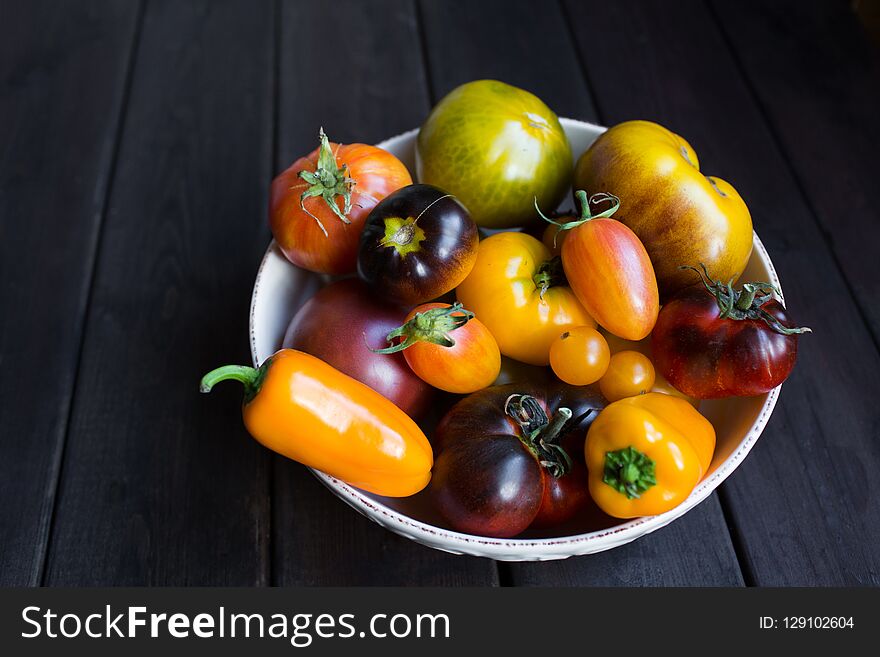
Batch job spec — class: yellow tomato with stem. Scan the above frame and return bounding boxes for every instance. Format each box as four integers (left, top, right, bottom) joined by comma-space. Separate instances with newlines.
456, 232, 595, 366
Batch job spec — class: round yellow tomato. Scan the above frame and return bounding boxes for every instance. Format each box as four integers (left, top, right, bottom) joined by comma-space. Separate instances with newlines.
549, 326, 610, 385
456, 232, 595, 366
599, 350, 656, 402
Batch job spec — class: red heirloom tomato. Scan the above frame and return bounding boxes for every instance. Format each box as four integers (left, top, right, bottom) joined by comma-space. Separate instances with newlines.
372, 302, 501, 394
270, 129, 412, 275
539, 191, 659, 341
283, 279, 433, 417
651, 265, 811, 399
430, 383, 607, 537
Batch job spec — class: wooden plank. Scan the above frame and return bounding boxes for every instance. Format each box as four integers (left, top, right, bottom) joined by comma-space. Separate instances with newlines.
0, 0, 140, 586
419, 0, 744, 586
509, 496, 744, 586
42, 0, 275, 585
563, 0, 880, 585
709, 0, 880, 342
272, 0, 498, 586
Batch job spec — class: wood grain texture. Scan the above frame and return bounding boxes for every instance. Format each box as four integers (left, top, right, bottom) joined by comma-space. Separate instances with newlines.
710, 0, 880, 342
0, 0, 140, 585
272, 0, 498, 586
420, 0, 744, 586
42, 0, 275, 585
563, 0, 880, 585
509, 496, 744, 586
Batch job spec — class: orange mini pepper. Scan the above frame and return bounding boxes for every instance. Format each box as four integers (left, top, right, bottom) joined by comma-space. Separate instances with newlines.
200, 349, 433, 497
585, 393, 715, 518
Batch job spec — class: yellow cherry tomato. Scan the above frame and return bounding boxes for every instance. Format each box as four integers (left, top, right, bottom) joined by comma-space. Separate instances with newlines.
549, 326, 610, 385
599, 350, 656, 401
456, 232, 595, 366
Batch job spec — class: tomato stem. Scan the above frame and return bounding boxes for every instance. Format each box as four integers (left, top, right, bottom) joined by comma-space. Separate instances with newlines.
296, 128, 356, 236
681, 264, 812, 336
503, 394, 574, 478
370, 303, 474, 354
534, 190, 620, 233
532, 256, 567, 300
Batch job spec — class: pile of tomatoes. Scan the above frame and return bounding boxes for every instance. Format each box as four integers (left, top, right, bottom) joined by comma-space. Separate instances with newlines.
264, 80, 810, 538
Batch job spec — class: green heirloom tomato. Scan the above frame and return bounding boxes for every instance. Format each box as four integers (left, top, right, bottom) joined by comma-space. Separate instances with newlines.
416, 80, 572, 229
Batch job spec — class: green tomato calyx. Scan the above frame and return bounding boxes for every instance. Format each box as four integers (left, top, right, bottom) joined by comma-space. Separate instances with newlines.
681, 263, 812, 336
296, 128, 356, 236
370, 303, 475, 354
532, 256, 568, 301
535, 190, 621, 237
379, 216, 426, 257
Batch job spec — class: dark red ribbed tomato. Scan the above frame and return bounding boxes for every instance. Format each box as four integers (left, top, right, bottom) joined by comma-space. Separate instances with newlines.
429, 383, 606, 537
651, 266, 811, 399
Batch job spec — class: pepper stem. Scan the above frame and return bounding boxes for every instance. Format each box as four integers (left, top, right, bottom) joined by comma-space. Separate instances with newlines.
603, 446, 657, 499
369, 303, 475, 355
200, 361, 270, 404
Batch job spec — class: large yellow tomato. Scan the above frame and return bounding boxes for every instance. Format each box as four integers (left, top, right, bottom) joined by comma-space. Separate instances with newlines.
456, 232, 595, 366
573, 120, 752, 297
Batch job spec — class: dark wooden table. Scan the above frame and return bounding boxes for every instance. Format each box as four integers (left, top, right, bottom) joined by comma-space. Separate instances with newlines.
2, 0, 879, 587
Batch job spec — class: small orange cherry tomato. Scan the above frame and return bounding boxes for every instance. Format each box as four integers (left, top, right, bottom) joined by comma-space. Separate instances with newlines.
372, 302, 501, 394
549, 327, 610, 385
599, 350, 656, 402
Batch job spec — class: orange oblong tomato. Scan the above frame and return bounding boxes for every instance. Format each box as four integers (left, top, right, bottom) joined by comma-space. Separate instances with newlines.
200, 349, 433, 497
270, 129, 412, 275
456, 232, 596, 366
541, 191, 659, 341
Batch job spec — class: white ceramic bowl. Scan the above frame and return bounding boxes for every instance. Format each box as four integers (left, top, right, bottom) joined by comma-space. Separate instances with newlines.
250, 119, 782, 561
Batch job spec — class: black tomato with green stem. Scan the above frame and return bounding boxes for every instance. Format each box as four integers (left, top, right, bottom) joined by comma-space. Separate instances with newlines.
357, 184, 478, 306
430, 382, 607, 538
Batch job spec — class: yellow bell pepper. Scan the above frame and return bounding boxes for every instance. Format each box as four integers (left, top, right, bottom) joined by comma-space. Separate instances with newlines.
585, 393, 715, 518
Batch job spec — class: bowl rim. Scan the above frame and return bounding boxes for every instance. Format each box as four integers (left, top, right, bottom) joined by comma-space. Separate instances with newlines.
249, 117, 782, 560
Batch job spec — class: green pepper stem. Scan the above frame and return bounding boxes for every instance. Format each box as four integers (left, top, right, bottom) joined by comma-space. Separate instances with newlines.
200, 365, 258, 393
603, 446, 657, 499
200, 361, 272, 405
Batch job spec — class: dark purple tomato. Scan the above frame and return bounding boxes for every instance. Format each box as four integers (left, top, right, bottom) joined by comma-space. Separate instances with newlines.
651, 266, 811, 399
357, 184, 478, 306
430, 382, 606, 537
283, 278, 434, 417
531, 429, 591, 529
